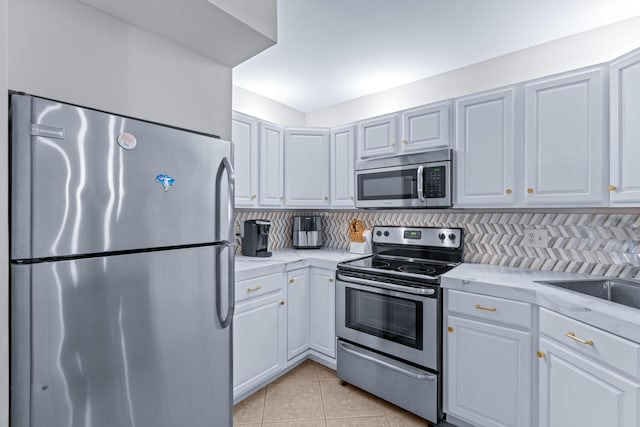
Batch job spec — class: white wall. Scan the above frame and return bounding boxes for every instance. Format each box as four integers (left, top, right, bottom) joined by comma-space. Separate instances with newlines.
8, 0, 233, 139
306, 15, 640, 127
0, 0, 7, 423
233, 85, 306, 126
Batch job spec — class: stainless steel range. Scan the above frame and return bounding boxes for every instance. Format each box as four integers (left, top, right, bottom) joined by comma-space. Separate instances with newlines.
336, 225, 464, 424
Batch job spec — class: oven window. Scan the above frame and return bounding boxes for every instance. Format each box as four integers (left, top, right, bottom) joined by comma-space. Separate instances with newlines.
357, 169, 417, 200
345, 288, 423, 349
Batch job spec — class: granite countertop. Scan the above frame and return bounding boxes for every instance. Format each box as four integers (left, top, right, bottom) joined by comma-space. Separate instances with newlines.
442, 263, 640, 344
235, 248, 366, 281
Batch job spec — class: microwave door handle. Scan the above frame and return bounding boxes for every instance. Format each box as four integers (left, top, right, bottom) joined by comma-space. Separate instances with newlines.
417, 165, 425, 202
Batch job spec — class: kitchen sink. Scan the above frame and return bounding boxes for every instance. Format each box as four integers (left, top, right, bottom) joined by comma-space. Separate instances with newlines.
535, 278, 640, 310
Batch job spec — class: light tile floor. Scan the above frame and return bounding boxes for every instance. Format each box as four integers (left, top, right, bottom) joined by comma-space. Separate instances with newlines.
233, 359, 431, 427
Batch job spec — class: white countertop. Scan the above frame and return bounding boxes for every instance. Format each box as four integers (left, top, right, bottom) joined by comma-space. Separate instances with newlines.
442, 263, 640, 344
235, 248, 365, 281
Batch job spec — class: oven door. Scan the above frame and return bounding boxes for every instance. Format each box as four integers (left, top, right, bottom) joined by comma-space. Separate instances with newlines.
336, 275, 439, 369
355, 164, 427, 209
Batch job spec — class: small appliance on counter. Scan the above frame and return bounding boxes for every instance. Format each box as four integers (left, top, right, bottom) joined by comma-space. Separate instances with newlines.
292, 216, 323, 249
241, 219, 272, 257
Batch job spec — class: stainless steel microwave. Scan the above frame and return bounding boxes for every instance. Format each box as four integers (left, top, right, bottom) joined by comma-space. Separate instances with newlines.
355, 149, 452, 209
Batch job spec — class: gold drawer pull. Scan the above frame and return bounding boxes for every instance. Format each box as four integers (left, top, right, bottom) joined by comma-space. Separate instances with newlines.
565, 331, 593, 345
537, 351, 545, 358
247, 285, 262, 292
279, 301, 285, 305
251, 194, 257, 199
608, 184, 617, 192
505, 188, 512, 194
527, 188, 534, 194
289, 278, 295, 284
328, 278, 334, 283
475, 304, 497, 312
402, 139, 408, 145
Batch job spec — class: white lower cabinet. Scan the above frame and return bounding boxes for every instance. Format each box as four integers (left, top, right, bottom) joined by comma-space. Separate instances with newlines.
309, 268, 336, 358
445, 290, 532, 427
233, 273, 286, 398
538, 308, 640, 427
287, 269, 310, 360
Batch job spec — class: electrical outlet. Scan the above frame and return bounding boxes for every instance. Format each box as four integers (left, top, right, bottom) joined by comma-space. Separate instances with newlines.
523, 228, 548, 248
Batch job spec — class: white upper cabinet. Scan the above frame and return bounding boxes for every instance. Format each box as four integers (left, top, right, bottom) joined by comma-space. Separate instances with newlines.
524, 67, 607, 206
284, 127, 331, 207
330, 125, 356, 208
259, 121, 285, 207
610, 48, 640, 205
357, 113, 399, 159
455, 88, 518, 207
232, 112, 259, 207
401, 101, 451, 152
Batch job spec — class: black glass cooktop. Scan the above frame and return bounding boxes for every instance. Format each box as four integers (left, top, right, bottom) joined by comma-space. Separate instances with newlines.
339, 256, 457, 279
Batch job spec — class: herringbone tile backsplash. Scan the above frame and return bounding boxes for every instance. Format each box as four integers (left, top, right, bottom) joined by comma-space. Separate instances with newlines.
235, 210, 640, 279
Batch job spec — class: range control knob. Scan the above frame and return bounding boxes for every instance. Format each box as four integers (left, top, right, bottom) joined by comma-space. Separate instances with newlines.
438, 233, 446, 240
448, 233, 456, 241
383, 231, 390, 237
376, 230, 382, 236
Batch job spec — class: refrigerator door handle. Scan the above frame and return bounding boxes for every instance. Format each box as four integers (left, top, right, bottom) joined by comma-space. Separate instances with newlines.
215, 157, 235, 329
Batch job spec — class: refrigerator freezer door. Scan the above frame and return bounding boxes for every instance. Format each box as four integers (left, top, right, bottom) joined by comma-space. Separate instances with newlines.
11, 95, 231, 259
12, 246, 231, 427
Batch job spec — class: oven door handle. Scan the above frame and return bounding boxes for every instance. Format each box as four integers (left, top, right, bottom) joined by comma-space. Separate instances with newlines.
337, 274, 435, 296
417, 165, 425, 202
338, 341, 436, 381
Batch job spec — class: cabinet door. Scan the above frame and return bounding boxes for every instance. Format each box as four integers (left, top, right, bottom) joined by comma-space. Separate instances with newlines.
401, 101, 451, 152
259, 122, 284, 206
330, 125, 356, 208
446, 315, 531, 427
309, 268, 336, 358
287, 269, 310, 360
610, 48, 640, 204
524, 67, 606, 205
284, 128, 330, 207
232, 112, 259, 207
233, 292, 286, 397
455, 88, 517, 207
357, 113, 398, 159
539, 336, 640, 427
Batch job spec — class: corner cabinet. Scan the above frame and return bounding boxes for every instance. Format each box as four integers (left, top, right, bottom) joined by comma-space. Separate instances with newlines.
401, 100, 451, 152
445, 290, 532, 427
610, 48, 640, 205
330, 125, 356, 208
524, 67, 607, 206
232, 112, 259, 207
233, 273, 286, 398
259, 121, 285, 207
357, 113, 399, 159
455, 88, 518, 207
309, 268, 336, 358
284, 128, 330, 208
538, 308, 640, 427
287, 269, 310, 360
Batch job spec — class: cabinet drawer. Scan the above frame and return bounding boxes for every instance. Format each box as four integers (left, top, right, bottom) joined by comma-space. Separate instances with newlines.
540, 308, 640, 379
235, 272, 284, 303
447, 290, 531, 329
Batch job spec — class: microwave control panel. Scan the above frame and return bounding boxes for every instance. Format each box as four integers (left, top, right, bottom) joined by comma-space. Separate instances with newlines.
424, 166, 447, 199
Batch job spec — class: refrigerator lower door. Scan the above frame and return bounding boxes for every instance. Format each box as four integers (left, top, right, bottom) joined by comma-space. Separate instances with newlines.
11, 246, 231, 427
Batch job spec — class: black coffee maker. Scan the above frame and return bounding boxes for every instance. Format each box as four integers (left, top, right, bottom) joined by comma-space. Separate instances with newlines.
241, 219, 272, 257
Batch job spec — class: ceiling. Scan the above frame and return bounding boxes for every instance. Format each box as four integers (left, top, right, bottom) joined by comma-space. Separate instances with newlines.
233, 0, 640, 113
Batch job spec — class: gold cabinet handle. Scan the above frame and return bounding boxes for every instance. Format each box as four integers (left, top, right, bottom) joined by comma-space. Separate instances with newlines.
289, 278, 295, 284
247, 285, 262, 292
505, 188, 512, 194
251, 194, 257, 199
324, 196, 329, 201
402, 139, 408, 145
608, 185, 617, 192
565, 331, 593, 345
447, 326, 454, 332
280, 196, 285, 200
349, 196, 354, 200
475, 304, 497, 312
527, 188, 534, 194
328, 278, 334, 283
279, 301, 285, 305
537, 351, 545, 358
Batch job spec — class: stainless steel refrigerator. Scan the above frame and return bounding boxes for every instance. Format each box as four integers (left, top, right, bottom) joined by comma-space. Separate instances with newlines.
9, 94, 235, 427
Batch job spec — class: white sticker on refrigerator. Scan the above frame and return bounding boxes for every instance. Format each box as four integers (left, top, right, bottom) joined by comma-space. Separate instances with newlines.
117, 133, 137, 150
